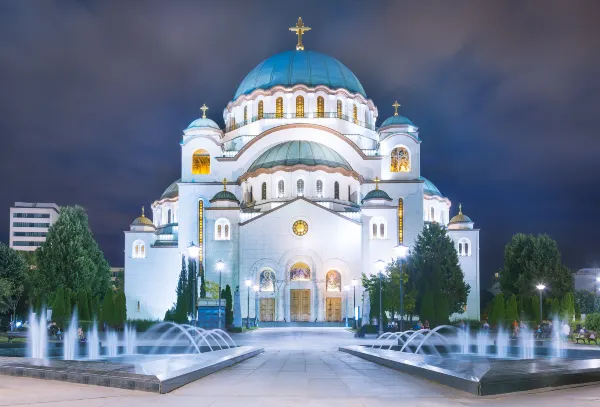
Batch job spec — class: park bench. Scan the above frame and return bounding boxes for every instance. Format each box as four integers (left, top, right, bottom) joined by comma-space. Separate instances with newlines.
6, 331, 27, 343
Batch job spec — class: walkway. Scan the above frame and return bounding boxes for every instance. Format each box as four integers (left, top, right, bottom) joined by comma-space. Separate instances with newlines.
2, 328, 600, 406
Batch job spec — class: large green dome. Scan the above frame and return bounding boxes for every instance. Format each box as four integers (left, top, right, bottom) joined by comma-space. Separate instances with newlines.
234, 50, 366, 100
247, 141, 353, 173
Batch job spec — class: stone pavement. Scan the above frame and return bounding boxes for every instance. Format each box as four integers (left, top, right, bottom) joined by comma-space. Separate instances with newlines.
1, 327, 600, 406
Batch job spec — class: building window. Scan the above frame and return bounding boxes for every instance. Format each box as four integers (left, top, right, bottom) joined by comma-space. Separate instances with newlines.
334, 181, 340, 199
192, 149, 210, 175
297, 179, 304, 196
347, 185, 351, 201
398, 198, 404, 244
390, 147, 410, 173
364, 109, 369, 125
258, 100, 264, 119
244, 106, 248, 122
276, 97, 283, 118
370, 217, 387, 239
13, 213, 50, 218
458, 238, 472, 256
260, 269, 275, 292
12, 222, 50, 228
316, 180, 323, 197
12, 241, 43, 247
231, 116, 236, 129
13, 231, 47, 237
353, 104, 358, 124
296, 95, 304, 118
317, 96, 324, 118
326, 270, 341, 292
132, 240, 145, 258
249, 186, 253, 203
277, 180, 285, 198
261, 182, 267, 200
137, 301, 140, 312
380, 224, 385, 237
337, 100, 342, 118
430, 207, 435, 222
167, 209, 172, 224
215, 218, 231, 241
372, 223, 377, 238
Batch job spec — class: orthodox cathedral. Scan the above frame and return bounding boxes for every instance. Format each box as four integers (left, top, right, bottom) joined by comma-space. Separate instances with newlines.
124, 19, 480, 324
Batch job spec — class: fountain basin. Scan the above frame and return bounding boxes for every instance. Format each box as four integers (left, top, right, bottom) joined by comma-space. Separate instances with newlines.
340, 345, 600, 395
0, 346, 263, 393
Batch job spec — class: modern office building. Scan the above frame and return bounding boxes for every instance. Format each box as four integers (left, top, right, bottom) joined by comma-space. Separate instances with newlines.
573, 268, 600, 293
9, 202, 60, 251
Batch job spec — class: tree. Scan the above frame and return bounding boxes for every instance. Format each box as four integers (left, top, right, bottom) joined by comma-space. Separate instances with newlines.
549, 298, 561, 319
505, 294, 519, 323
172, 255, 189, 323
560, 292, 575, 321
585, 313, 600, 332
199, 262, 206, 299
574, 290, 599, 315
100, 288, 114, 328
113, 290, 127, 327
434, 293, 449, 326
91, 295, 100, 320
489, 293, 505, 327
0, 243, 27, 322
187, 257, 197, 317
500, 234, 573, 299
35, 206, 111, 301
531, 295, 541, 322
411, 223, 469, 315
224, 285, 233, 326
420, 290, 435, 325
52, 288, 65, 323
575, 302, 581, 320
77, 290, 90, 320
205, 281, 220, 299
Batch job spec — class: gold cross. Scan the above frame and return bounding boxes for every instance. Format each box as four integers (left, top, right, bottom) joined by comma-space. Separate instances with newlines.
222, 178, 227, 191
374, 177, 380, 190
392, 101, 401, 116
459, 203, 462, 214
289, 17, 311, 51
141, 206, 145, 217
200, 103, 209, 119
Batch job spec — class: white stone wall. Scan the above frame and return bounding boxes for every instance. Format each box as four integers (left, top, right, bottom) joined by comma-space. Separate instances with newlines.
448, 229, 481, 321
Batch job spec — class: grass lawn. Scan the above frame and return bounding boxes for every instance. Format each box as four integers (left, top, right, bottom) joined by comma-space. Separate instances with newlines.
0, 333, 27, 343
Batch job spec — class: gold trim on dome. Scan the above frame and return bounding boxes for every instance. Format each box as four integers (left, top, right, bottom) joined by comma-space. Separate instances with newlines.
238, 163, 363, 183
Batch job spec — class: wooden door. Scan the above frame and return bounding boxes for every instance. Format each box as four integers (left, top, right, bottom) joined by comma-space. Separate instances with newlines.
326, 298, 342, 322
260, 298, 275, 322
291, 289, 310, 322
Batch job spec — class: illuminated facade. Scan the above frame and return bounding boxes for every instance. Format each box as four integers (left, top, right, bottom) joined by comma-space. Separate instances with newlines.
124, 19, 480, 323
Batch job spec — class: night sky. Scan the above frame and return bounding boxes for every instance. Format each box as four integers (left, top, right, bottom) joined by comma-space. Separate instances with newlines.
1, 1, 599, 290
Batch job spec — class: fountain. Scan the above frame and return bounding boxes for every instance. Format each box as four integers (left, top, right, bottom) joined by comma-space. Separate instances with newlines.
27, 311, 47, 359
87, 322, 100, 360
62, 312, 79, 361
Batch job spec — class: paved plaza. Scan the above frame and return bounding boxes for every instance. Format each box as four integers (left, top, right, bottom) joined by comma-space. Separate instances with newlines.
2, 328, 600, 406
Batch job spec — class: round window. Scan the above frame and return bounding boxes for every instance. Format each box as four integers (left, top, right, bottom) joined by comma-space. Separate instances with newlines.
292, 220, 308, 236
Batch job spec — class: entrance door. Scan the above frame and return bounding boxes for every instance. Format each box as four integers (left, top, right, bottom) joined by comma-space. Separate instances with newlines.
290, 289, 310, 322
326, 297, 342, 322
260, 298, 275, 322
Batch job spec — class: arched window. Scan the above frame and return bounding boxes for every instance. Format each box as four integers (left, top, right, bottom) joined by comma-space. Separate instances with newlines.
132, 240, 145, 258
137, 301, 140, 312
353, 104, 358, 124
192, 149, 210, 175
458, 238, 472, 256
317, 96, 324, 118
337, 100, 342, 118
277, 180, 285, 198
348, 185, 351, 201
390, 147, 410, 173
316, 180, 323, 197
249, 186, 253, 202
260, 269, 275, 291
430, 207, 435, 222
231, 116, 236, 129
155, 208, 161, 226
326, 270, 341, 292
364, 109, 369, 125
276, 97, 283, 118
372, 223, 377, 238
296, 95, 304, 118
380, 224, 385, 237
258, 100, 264, 119
296, 179, 304, 196
334, 181, 340, 199
215, 218, 231, 241
370, 217, 387, 239
167, 209, 172, 224
398, 198, 404, 244
261, 182, 267, 200
243, 106, 248, 122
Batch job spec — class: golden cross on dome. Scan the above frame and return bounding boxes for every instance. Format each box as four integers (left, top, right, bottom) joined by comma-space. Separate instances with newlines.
222, 178, 227, 191
374, 177, 380, 190
289, 17, 311, 51
200, 104, 209, 119
392, 101, 401, 116
459, 203, 462, 215
141, 206, 145, 217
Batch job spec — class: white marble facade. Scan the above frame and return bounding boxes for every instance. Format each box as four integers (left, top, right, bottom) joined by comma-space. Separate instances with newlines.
124, 24, 480, 323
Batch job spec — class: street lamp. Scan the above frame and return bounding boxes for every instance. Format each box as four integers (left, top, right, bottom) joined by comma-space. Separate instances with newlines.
343, 285, 350, 327
245, 279, 252, 329
253, 284, 259, 327
216, 260, 225, 329
352, 278, 359, 330
187, 243, 200, 325
374, 259, 386, 337
536, 284, 546, 322
393, 244, 409, 332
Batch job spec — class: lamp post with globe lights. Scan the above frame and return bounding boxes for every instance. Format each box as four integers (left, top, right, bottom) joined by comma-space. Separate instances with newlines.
393, 244, 410, 332
351, 278, 359, 329
187, 243, 200, 325
216, 260, 225, 329
536, 284, 546, 322
245, 279, 252, 329
343, 285, 350, 327
253, 284, 259, 326
374, 259, 387, 336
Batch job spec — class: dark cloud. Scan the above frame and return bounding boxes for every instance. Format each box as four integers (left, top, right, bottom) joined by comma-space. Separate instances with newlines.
1, 0, 599, 288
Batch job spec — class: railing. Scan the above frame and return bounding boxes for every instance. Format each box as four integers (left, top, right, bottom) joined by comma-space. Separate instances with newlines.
225, 111, 376, 133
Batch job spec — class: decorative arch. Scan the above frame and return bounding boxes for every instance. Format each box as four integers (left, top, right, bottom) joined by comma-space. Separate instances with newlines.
259, 269, 276, 292
296, 179, 304, 196
290, 262, 311, 281
369, 217, 387, 239
326, 270, 341, 292
277, 179, 285, 198
132, 239, 145, 259
458, 237, 472, 256
192, 149, 210, 175
215, 218, 231, 240
390, 146, 410, 173
316, 179, 323, 197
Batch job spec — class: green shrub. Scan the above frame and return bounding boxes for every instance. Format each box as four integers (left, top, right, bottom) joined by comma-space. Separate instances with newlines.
126, 319, 161, 332
584, 313, 600, 332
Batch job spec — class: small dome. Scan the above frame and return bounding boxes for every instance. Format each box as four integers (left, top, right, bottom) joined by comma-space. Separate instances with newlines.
186, 118, 220, 130
247, 141, 353, 174
421, 176, 443, 197
210, 190, 240, 204
131, 207, 154, 227
362, 189, 392, 203
449, 204, 473, 224
160, 179, 180, 200
234, 50, 366, 100
380, 115, 414, 128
